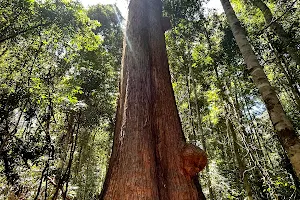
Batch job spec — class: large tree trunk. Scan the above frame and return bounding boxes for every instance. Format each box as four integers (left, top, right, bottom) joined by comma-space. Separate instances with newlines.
220, 0, 300, 178
99, 0, 207, 199
252, 0, 300, 66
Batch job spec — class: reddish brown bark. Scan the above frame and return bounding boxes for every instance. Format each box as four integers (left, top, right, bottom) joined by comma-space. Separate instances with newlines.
99, 0, 207, 199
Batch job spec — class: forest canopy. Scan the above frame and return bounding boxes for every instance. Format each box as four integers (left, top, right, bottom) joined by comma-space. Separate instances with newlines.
0, 0, 300, 199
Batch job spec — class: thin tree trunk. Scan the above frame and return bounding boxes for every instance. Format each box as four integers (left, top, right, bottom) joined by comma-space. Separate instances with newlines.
192, 79, 215, 200
267, 41, 300, 109
205, 30, 254, 198
226, 119, 253, 200
186, 67, 197, 142
100, 0, 207, 199
242, 95, 275, 169
230, 83, 279, 198
220, 0, 300, 179
211, 62, 254, 198
252, 0, 300, 66
224, 89, 255, 199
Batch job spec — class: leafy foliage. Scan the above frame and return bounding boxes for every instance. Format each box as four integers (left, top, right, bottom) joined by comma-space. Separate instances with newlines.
0, 1, 122, 199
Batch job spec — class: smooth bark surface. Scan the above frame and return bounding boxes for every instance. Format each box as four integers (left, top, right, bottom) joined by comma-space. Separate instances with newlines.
220, 0, 300, 179
100, 0, 207, 199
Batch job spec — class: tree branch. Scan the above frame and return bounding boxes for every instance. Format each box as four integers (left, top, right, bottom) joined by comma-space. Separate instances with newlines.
256, 0, 298, 35
0, 22, 52, 43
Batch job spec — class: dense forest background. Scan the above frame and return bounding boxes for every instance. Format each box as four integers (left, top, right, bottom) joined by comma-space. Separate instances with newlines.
1, 0, 300, 199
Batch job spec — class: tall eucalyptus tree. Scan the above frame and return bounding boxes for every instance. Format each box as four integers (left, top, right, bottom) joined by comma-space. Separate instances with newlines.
220, 0, 300, 178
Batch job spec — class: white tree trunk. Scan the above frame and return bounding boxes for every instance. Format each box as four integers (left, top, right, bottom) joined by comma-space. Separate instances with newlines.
220, 0, 300, 179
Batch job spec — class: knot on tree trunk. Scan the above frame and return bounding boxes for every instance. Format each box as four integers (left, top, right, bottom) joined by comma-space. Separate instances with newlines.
181, 143, 208, 178
162, 17, 172, 32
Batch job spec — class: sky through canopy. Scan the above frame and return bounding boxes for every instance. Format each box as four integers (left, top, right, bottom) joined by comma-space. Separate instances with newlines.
80, 0, 223, 19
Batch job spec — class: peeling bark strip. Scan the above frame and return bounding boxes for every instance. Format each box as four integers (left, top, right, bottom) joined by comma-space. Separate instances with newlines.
100, 0, 207, 199
220, 0, 300, 179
